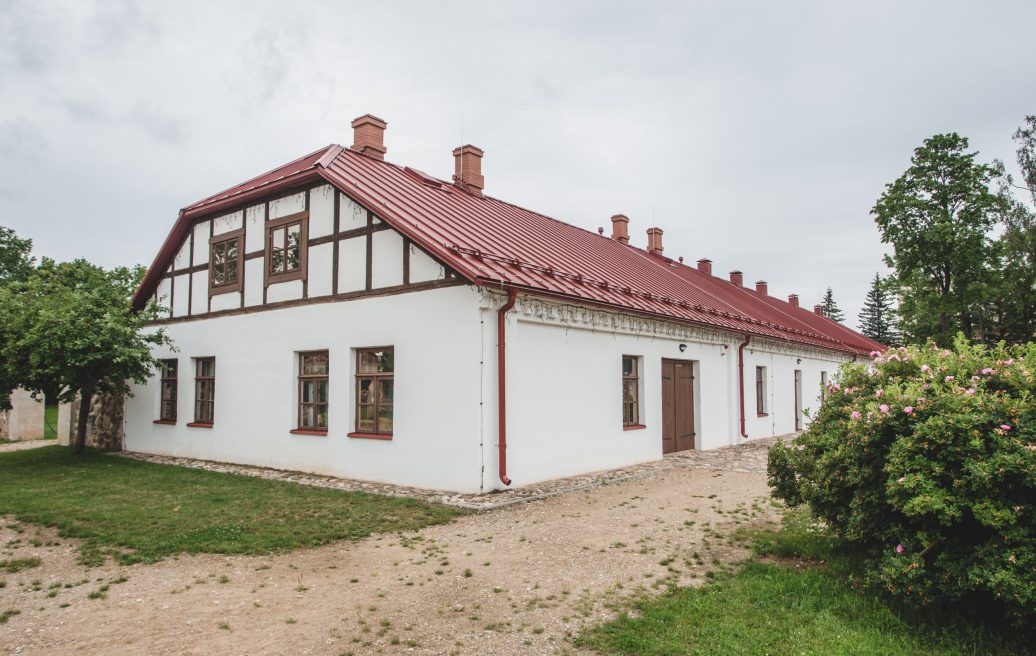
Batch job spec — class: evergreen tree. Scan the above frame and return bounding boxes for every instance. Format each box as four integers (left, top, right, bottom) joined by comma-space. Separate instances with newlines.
820, 287, 845, 323
858, 273, 900, 345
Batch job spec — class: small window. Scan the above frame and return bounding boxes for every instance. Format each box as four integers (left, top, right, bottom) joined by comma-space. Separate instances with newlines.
159, 359, 178, 422
194, 357, 216, 424
355, 347, 394, 436
622, 355, 641, 426
298, 351, 329, 431
209, 230, 244, 295
756, 366, 768, 416
265, 211, 308, 286
820, 371, 828, 400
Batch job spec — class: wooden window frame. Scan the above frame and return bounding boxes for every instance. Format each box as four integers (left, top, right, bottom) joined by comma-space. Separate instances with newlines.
756, 365, 768, 416
208, 229, 245, 296
820, 371, 828, 401
264, 211, 309, 287
295, 350, 329, 434
622, 355, 644, 429
350, 346, 394, 439
155, 359, 178, 424
191, 357, 216, 426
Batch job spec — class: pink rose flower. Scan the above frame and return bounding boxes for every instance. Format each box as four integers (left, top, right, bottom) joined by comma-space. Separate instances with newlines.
875, 389, 884, 398
966, 388, 975, 395
981, 368, 994, 375
1001, 424, 1012, 431
945, 375, 955, 382
903, 406, 914, 414
920, 364, 931, 373
879, 404, 890, 414
850, 411, 862, 420
895, 544, 905, 554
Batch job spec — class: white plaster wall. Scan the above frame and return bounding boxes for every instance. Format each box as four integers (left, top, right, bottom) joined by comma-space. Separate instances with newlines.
192, 221, 210, 264
308, 243, 333, 297
210, 292, 239, 313
267, 280, 303, 303
125, 285, 484, 492
371, 230, 403, 288
173, 237, 191, 270
742, 347, 842, 438
309, 185, 335, 238
270, 192, 305, 219
212, 210, 243, 236
191, 271, 208, 315
155, 278, 172, 315
338, 237, 366, 293
341, 194, 367, 230
172, 274, 190, 317
243, 259, 263, 306
410, 245, 444, 283
245, 205, 264, 252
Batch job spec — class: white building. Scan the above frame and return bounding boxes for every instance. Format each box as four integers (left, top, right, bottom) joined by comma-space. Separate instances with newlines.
127, 114, 880, 493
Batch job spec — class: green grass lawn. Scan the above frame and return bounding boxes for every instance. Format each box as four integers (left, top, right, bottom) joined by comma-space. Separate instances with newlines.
578, 510, 1023, 656
0, 446, 459, 564
43, 403, 59, 439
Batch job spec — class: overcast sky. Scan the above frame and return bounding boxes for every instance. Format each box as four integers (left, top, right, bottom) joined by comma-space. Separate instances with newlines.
2, 1, 1034, 323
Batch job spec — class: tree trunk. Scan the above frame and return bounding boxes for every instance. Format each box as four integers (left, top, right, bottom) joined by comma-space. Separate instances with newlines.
74, 389, 92, 455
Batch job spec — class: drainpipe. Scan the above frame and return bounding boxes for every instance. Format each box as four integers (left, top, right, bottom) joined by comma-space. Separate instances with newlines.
497, 289, 518, 486
737, 335, 752, 438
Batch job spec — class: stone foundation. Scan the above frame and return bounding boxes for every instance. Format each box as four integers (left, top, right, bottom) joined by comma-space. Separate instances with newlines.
68, 392, 125, 450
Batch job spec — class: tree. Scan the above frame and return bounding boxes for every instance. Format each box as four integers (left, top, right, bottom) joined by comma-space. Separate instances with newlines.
872, 133, 1003, 345
0, 226, 33, 283
0, 259, 171, 453
857, 273, 899, 345
820, 287, 844, 323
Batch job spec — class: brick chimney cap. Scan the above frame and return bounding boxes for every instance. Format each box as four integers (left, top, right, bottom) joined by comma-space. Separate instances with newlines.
697, 258, 712, 264
610, 214, 630, 223
646, 226, 663, 234
756, 280, 767, 285
452, 144, 484, 156
351, 113, 387, 128
730, 269, 743, 275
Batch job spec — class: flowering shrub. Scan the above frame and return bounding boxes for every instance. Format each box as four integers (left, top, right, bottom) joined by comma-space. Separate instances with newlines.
768, 336, 1035, 625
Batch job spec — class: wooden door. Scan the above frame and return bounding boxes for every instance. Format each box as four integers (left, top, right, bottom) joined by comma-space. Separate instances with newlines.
662, 359, 695, 454
794, 369, 803, 431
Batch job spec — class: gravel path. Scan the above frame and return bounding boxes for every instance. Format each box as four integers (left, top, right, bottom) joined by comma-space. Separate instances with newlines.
0, 438, 783, 656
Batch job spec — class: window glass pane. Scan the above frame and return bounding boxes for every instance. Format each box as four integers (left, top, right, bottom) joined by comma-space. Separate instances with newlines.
315, 404, 328, 429
300, 404, 315, 429
623, 356, 635, 377
198, 359, 214, 377
316, 380, 328, 403
271, 227, 285, 273
357, 405, 375, 432
358, 350, 393, 373
225, 238, 238, 261
377, 406, 393, 434
301, 380, 314, 403
302, 352, 329, 375
286, 223, 301, 271
226, 259, 237, 284
357, 378, 374, 404
378, 379, 394, 405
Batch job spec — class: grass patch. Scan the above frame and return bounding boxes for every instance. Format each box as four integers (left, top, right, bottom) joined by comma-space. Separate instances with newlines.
578, 509, 1023, 656
0, 446, 459, 563
0, 557, 41, 573
43, 404, 59, 439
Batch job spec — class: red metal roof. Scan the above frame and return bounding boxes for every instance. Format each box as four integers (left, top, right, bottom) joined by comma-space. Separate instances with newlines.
134, 145, 882, 356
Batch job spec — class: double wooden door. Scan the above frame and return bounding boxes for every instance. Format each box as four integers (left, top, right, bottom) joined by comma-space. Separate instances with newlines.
661, 359, 695, 454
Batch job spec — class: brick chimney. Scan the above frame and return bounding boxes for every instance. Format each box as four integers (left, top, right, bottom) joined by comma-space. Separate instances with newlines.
610, 214, 630, 244
646, 227, 664, 255
814, 304, 824, 315
350, 114, 387, 160
697, 259, 712, 275
452, 145, 485, 195
729, 270, 743, 286
755, 280, 768, 295
788, 293, 799, 307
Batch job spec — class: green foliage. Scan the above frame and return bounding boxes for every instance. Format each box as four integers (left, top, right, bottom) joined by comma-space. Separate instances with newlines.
768, 337, 1035, 626
578, 509, 1024, 655
820, 287, 845, 323
857, 273, 900, 346
872, 133, 1003, 345
0, 258, 171, 445
0, 446, 459, 563
0, 226, 33, 283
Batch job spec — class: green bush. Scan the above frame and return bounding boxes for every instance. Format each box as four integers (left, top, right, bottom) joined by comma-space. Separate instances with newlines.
768, 336, 1035, 626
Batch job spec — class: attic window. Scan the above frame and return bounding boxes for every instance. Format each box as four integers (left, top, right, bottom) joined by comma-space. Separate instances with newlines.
265, 211, 309, 286
209, 229, 244, 296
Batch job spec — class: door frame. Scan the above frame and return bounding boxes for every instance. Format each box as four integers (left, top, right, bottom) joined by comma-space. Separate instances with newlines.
793, 369, 803, 431
661, 358, 697, 454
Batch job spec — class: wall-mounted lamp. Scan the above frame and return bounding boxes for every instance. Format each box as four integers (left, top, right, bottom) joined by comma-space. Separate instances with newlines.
679, 343, 687, 353
796, 358, 802, 364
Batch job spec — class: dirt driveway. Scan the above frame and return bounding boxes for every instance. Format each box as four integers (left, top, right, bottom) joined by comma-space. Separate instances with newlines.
0, 439, 780, 656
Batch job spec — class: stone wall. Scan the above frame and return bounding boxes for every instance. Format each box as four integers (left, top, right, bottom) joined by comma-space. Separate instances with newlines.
0, 409, 8, 440
68, 392, 124, 450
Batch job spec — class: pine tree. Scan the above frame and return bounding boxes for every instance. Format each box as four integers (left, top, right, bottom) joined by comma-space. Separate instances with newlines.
820, 287, 845, 323
858, 274, 900, 345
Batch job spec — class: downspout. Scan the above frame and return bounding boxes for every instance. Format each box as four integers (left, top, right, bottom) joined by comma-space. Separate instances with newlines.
737, 335, 752, 438
497, 289, 518, 486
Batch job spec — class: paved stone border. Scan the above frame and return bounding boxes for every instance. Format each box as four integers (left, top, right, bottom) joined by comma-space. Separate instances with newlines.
118, 434, 791, 511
